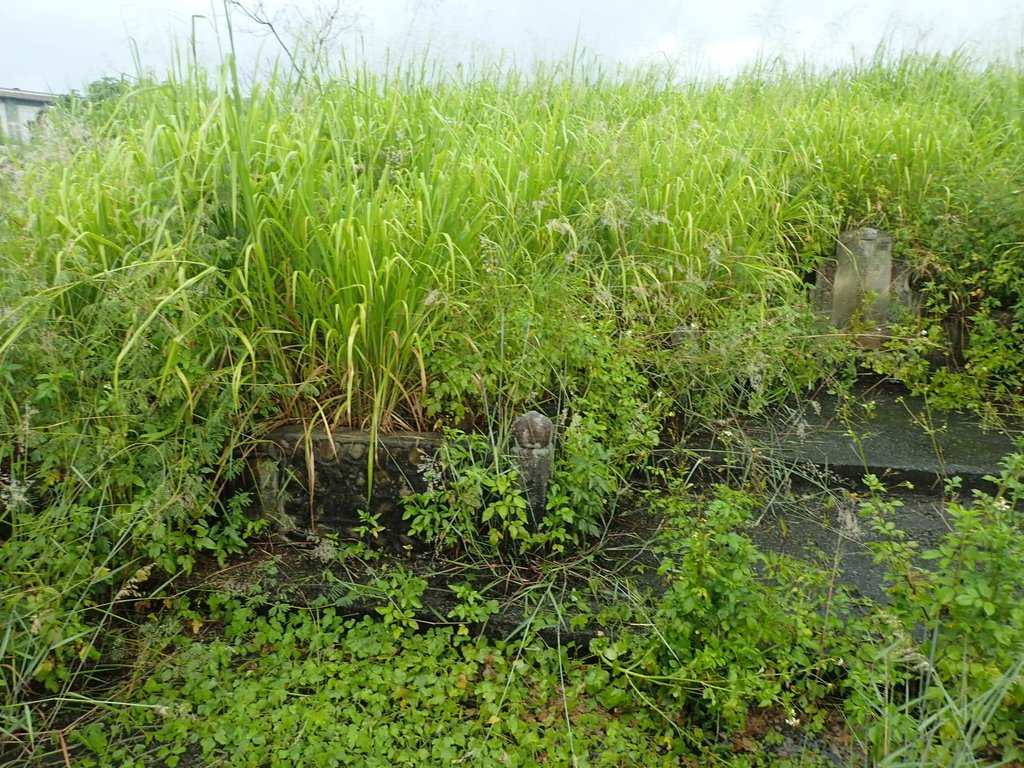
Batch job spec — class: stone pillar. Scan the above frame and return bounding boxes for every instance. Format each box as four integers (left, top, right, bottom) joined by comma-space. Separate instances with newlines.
511, 411, 555, 526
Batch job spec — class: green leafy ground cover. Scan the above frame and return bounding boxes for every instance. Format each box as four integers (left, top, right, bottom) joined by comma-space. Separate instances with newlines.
1, 33, 1023, 765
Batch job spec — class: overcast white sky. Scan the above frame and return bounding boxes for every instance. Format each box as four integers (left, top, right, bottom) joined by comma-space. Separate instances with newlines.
3, 0, 1023, 93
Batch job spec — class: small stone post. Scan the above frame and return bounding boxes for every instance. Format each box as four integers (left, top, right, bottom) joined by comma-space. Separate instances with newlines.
511, 410, 555, 527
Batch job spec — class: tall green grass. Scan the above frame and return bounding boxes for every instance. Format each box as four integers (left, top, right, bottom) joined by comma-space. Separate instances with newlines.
13, 50, 1023, 429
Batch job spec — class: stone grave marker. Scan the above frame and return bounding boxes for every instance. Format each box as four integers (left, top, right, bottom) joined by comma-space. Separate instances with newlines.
811, 228, 915, 343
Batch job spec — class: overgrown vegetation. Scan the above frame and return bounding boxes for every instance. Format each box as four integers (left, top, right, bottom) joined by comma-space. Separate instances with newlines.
2, 24, 1023, 765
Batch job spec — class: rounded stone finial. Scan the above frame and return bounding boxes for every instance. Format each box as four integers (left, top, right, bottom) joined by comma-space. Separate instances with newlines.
512, 410, 554, 449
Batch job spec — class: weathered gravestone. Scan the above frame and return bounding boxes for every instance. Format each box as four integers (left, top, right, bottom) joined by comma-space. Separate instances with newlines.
811, 228, 916, 344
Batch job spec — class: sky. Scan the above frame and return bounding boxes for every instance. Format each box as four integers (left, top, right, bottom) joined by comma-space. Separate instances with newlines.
3, 0, 1023, 93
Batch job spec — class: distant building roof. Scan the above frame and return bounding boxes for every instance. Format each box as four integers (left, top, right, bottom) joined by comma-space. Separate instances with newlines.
0, 88, 59, 104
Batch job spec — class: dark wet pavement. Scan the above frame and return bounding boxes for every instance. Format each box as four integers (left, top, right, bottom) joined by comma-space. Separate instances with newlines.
746, 382, 1021, 492
737, 381, 1020, 601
